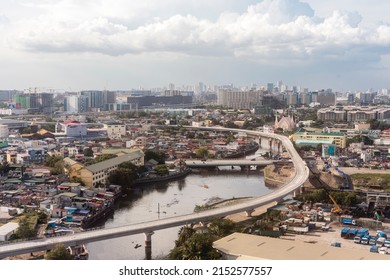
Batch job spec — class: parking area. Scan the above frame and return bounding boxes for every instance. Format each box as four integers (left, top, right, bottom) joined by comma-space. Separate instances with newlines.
289, 221, 390, 253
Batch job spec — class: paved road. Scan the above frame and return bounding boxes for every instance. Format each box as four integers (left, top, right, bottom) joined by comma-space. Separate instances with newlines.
0, 127, 309, 259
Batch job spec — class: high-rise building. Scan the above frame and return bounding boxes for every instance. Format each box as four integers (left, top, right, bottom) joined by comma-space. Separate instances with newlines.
64, 95, 89, 113
267, 83, 274, 93
217, 89, 265, 110
80, 90, 115, 111
14, 93, 53, 113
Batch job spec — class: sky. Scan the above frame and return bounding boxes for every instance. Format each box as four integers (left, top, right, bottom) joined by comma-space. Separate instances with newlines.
1, 0, 390, 92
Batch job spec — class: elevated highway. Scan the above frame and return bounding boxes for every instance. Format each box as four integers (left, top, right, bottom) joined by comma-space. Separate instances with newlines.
0, 127, 309, 259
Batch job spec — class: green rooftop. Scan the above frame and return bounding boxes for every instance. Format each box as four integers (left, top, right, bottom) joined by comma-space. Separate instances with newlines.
294, 132, 345, 136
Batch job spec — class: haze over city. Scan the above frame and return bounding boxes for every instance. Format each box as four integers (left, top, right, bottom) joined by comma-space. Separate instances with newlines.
1, 0, 390, 91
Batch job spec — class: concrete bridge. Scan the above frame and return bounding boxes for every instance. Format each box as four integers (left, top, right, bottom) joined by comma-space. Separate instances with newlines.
0, 127, 309, 259
184, 159, 277, 168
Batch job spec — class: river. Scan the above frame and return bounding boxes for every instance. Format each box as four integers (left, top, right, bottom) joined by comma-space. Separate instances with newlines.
87, 167, 274, 260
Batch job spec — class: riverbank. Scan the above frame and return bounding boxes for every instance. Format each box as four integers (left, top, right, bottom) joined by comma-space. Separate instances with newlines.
263, 164, 295, 187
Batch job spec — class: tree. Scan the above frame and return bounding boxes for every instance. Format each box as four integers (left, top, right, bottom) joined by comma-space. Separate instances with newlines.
52, 160, 65, 175
169, 232, 220, 260
144, 149, 166, 164
154, 164, 169, 176
208, 219, 235, 237
195, 147, 209, 159
15, 217, 36, 239
37, 211, 49, 224
108, 162, 140, 189
44, 155, 63, 168
180, 233, 220, 260
175, 226, 195, 247
44, 244, 73, 260
84, 154, 117, 166
83, 147, 94, 157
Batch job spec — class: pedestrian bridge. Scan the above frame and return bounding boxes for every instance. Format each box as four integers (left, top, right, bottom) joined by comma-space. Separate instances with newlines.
0, 127, 309, 259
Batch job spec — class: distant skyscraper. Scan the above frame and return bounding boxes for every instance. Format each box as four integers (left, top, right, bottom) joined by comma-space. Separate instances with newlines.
14, 93, 53, 113
267, 83, 274, 93
80, 90, 115, 111
217, 89, 265, 110
198, 82, 205, 94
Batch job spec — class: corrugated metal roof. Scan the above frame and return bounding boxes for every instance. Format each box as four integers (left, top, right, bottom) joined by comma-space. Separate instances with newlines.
295, 139, 334, 144
0, 222, 19, 236
85, 150, 144, 173
213, 232, 390, 260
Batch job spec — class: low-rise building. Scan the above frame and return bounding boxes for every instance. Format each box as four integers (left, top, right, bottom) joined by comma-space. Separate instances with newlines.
105, 123, 126, 139
67, 150, 144, 188
0, 222, 19, 241
290, 131, 347, 149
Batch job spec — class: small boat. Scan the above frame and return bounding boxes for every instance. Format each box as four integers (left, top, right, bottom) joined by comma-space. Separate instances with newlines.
134, 244, 142, 249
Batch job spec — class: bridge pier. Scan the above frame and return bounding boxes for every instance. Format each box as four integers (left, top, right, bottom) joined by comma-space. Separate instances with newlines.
245, 209, 255, 217
293, 186, 303, 197
268, 139, 273, 157
144, 231, 154, 260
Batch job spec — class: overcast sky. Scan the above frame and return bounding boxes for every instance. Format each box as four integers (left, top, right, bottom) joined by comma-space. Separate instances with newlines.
1, 0, 390, 92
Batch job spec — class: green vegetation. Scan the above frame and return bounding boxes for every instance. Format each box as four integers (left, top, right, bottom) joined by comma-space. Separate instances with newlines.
83, 147, 94, 157
154, 164, 168, 176
44, 244, 73, 260
144, 149, 166, 164
207, 219, 235, 237
168, 219, 238, 260
297, 189, 361, 207
195, 147, 209, 159
109, 161, 141, 190
84, 154, 117, 166
13, 213, 39, 240
346, 135, 373, 146
350, 173, 390, 191
368, 119, 390, 130
194, 204, 214, 213
44, 155, 64, 175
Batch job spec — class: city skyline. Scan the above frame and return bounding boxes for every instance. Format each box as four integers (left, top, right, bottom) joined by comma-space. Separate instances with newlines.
1, 0, 390, 92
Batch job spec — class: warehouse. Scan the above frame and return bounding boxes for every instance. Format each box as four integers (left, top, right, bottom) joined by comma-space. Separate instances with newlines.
0, 222, 19, 242
213, 232, 390, 260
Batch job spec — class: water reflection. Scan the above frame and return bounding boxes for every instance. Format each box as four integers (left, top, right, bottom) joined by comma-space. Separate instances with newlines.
88, 170, 271, 259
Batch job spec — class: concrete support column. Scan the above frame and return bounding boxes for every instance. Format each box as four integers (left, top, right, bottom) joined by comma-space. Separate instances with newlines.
293, 187, 302, 197
144, 231, 154, 260
245, 209, 255, 217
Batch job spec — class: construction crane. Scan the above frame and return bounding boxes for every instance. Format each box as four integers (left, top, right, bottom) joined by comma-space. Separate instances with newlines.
308, 167, 343, 214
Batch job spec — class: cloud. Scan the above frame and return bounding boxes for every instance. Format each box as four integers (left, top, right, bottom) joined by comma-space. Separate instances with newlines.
0, 14, 9, 24
8, 0, 390, 66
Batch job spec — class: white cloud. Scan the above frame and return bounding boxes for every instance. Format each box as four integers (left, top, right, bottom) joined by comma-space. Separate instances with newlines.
1, 0, 390, 91
8, 0, 389, 66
